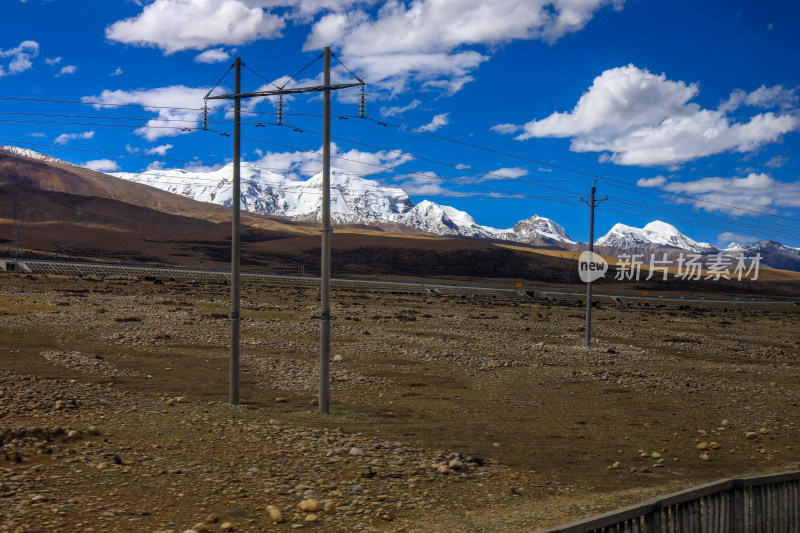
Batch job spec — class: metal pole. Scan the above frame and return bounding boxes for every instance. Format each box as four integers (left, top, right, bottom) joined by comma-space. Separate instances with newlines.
319, 47, 331, 414
230, 57, 241, 405
584, 183, 596, 348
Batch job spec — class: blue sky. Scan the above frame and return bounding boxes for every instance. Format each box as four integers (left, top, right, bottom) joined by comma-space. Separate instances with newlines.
2, 0, 800, 247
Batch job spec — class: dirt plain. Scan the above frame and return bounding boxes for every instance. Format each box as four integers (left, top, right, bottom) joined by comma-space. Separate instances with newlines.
1, 273, 800, 532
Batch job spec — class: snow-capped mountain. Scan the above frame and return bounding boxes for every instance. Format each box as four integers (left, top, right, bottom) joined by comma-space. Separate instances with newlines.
112, 164, 415, 225
595, 221, 718, 254
394, 200, 493, 238
111, 163, 575, 246
503, 215, 575, 245
9, 146, 798, 263
1, 145, 73, 166
722, 240, 800, 271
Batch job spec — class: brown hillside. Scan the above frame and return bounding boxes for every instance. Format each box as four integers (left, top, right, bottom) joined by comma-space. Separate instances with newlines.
0, 151, 317, 235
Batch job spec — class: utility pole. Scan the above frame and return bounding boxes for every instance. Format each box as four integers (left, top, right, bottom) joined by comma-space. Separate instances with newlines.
319, 47, 332, 414
206, 50, 362, 410
582, 182, 607, 348
229, 57, 242, 404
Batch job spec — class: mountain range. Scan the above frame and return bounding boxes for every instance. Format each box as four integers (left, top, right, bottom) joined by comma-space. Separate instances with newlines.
110, 163, 576, 246
2, 145, 799, 272
595, 221, 718, 254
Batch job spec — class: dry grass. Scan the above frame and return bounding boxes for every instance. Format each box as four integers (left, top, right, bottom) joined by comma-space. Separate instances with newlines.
2, 274, 800, 530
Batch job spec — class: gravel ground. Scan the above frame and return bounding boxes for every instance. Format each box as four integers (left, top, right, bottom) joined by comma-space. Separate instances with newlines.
1, 274, 799, 532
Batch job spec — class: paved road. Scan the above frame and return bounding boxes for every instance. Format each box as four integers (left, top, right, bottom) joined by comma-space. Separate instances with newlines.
3, 258, 797, 306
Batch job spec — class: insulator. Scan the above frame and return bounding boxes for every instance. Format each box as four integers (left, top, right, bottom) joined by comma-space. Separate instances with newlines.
358, 85, 367, 118
202, 100, 209, 130
277, 95, 284, 125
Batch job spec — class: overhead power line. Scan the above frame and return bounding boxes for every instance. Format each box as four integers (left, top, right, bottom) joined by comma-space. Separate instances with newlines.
352, 115, 800, 223
3, 94, 796, 222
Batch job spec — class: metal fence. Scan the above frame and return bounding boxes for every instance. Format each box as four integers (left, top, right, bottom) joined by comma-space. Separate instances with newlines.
536, 469, 800, 533
2, 258, 527, 299
2, 258, 797, 306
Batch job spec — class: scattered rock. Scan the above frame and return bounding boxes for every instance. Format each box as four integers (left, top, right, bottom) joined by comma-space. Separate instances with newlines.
266, 505, 284, 523
298, 500, 323, 512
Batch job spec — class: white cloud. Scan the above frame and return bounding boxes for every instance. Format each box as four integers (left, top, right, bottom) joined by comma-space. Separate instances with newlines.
106, 0, 285, 54
717, 232, 760, 246
83, 159, 120, 172
194, 47, 232, 63
418, 112, 449, 132
255, 142, 412, 180
0, 40, 39, 77
459, 165, 528, 183
490, 123, 522, 135
660, 173, 800, 215
146, 161, 166, 171
380, 99, 421, 117
55, 131, 95, 145
254, 0, 368, 21
303, 0, 623, 96
45, 56, 62, 66
56, 65, 77, 77
306, 0, 622, 54
720, 85, 798, 113
636, 175, 667, 187
30, 132, 46, 138
145, 144, 174, 156
499, 64, 800, 166
105, 1, 621, 96
82, 86, 228, 140
399, 172, 451, 195
110, 67, 124, 76
764, 155, 788, 168
338, 50, 486, 97
489, 166, 528, 179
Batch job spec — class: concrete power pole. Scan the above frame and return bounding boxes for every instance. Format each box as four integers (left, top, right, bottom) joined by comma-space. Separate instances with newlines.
582, 182, 607, 348
206, 50, 362, 409
319, 47, 332, 414
230, 57, 242, 405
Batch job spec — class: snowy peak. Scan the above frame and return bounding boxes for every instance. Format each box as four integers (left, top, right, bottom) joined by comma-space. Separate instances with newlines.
596, 220, 718, 254
511, 215, 575, 244
721, 240, 800, 271
110, 163, 574, 246
0, 145, 73, 166
642, 220, 681, 236
396, 200, 490, 237
723, 240, 800, 256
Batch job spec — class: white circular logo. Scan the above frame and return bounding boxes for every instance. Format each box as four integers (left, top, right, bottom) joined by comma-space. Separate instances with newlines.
578, 251, 608, 283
